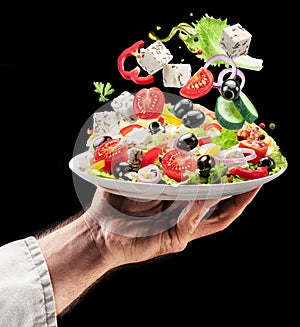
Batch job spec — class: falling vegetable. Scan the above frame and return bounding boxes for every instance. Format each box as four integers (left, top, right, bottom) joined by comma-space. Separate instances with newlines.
148, 14, 263, 71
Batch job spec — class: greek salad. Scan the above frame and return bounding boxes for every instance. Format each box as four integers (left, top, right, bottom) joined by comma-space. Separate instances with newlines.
83, 14, 287, 186
85, 88, 287, 186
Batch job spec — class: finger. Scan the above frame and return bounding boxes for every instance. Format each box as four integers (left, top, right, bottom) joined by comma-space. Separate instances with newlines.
191, 186, 262, 239
175, 200, 215, 240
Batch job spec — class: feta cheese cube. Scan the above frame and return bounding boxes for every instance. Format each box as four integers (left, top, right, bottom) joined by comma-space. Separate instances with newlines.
124, 128, 153, 149
93, 111, 120, 136
137, 41, 173, 75
162, 63, 192, 88
220, 23, 252, 58
110, 91, 138, 123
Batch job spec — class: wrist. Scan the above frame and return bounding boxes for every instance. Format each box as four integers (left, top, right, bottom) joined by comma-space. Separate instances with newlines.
37, 213, 115, 314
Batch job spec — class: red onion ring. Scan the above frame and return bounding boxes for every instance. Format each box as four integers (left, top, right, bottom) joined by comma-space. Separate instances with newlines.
217, 68, 246, 91
215, 148, 257, 164
137, 164, 161, 183
203, 54, 237, 89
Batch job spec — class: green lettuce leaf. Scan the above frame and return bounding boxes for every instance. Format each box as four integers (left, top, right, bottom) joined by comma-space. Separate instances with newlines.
185, 14, 228, 65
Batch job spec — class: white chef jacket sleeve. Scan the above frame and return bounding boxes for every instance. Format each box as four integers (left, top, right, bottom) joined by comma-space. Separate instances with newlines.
0, 236, 57, 327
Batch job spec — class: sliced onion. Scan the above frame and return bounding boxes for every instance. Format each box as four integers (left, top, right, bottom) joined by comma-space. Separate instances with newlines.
137, 164, 161, 184
217, 68, 246, 91
215, 148, 257, 164
203, 54, 237, 89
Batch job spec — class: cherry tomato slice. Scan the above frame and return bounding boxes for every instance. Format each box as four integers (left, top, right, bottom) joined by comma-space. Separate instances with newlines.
179, 67, 214, 99
133, 87, 165, 120
120, 124, 144, 136
239, 138, 268, 165
162, 149, 197, 182
94, 139, 128, 173
140, 146, 162, 169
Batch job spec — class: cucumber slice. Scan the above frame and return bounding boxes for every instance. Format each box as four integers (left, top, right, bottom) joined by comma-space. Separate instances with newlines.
215, 96, 245, 130
233, 91, 258, 123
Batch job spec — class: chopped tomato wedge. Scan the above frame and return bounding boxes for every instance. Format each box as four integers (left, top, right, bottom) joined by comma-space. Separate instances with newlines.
179, 67, 214, 99
140, 146, 162, 169
239, 138, 268, 165
133, 87, 165, 119
94, 139, 128, 173
161, 149, 197, 182
229, 166, 268, 180
120, 124, 144, 136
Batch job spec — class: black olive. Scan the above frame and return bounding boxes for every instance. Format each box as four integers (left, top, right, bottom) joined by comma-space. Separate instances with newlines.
93, 135, 112, 149
148, 121, 166, 134
173, 98, 193, 118
176, 133, 198, 151
182, 110, 205, 128
258, 156, 275, 172
112, 162, 132, 180
197, 155, 215, 177
220, 79, 240, 101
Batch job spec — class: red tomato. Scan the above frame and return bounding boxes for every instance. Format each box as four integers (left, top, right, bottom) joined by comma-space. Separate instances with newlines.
94, 139, 128, 173
120, 124, 143, 136
239, 138, 268, 165
179, 67, 214, 99
133, 87, 165, 119
162, 149, 197, 182
140, 146, 161, 169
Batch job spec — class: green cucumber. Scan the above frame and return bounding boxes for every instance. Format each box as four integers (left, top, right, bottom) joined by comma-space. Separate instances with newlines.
215, 96, 245, 130
233, 91, 258, 123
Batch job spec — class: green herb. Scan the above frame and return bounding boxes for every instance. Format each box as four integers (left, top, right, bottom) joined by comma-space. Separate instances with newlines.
93, 82, 115, 102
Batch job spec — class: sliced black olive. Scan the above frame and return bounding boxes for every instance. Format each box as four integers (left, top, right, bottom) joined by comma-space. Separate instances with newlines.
220, 79, 240, 101
258, 156, 275, 172
93, 135, 112, 149
112, 162, 132, 180
148, 121, 166, 134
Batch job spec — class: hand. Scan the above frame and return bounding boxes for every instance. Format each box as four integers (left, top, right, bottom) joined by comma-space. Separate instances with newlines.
83, 186, 261, 268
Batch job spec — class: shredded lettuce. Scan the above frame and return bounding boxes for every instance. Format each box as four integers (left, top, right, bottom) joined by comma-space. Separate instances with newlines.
211, 128, 238, 149
208, 162, 228, 184
269, 146, 288, 175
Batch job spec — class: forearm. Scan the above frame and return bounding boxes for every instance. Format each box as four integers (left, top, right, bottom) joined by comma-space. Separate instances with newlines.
37, 213, 114, 316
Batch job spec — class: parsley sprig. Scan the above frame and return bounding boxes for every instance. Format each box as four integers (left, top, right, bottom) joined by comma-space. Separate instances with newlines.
93, 82, 115, 102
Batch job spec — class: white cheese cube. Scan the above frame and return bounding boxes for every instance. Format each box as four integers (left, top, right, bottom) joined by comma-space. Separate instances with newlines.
93, 111, 120, 136
220, 23, 252, 58
162, 63, 192, 88
137, 41, 173, 75
124, 128, 153, 149
110, 91, 138, 123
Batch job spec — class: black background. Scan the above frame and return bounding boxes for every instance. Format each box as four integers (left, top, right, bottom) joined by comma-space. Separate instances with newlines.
0, 1, 296, 326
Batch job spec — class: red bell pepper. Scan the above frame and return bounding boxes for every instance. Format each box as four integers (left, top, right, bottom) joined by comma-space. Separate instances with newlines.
117, 40, 154, 85
229, 166, 268, 180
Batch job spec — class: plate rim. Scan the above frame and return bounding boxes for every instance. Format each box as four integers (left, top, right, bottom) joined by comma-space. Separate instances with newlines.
69, 151, 287, 200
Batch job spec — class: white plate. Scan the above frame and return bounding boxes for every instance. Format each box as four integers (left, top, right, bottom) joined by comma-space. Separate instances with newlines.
69, 151, 287, 201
